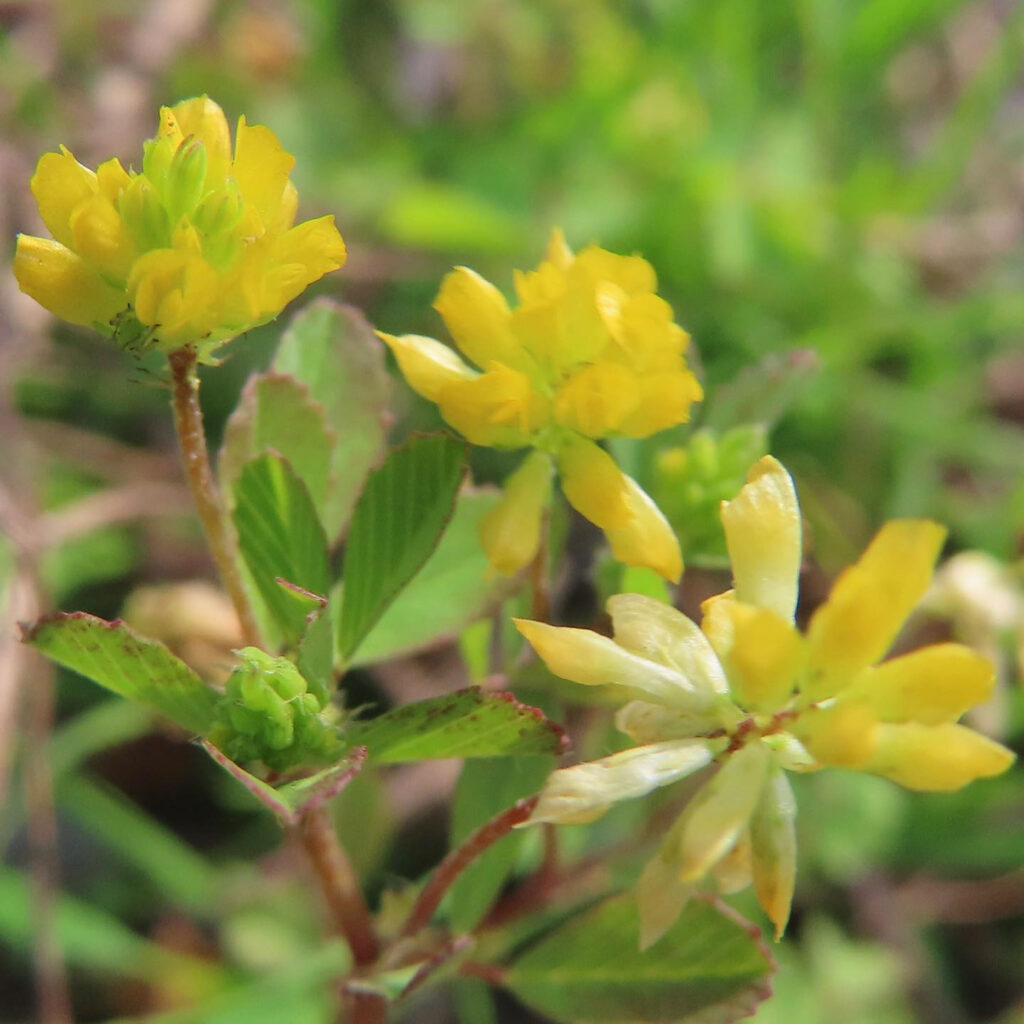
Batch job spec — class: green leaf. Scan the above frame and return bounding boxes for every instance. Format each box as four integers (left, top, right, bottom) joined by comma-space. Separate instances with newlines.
504, 894, 775, 1023
220, 372, 334, 517
449, 755, 554, 932
337, 433, 466, 661
273, 300, 391, 538
351, 488, 514, 665
296, 605, 335, 706
22, 612, 218, 735
233, 453, 331, 647
344, 688, 567, 764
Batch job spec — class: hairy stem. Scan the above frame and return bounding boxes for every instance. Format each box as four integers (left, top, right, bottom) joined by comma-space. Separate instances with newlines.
298, 808, 379, 966
167, 347, 261, 646
399, 795, 540, 940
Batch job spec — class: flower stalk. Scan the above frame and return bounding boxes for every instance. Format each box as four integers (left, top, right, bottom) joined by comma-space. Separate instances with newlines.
167, 347, 261, 646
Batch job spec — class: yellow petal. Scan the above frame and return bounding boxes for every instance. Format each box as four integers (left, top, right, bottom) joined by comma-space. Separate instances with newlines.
69, 193, 135, 282
711, 830, 753, 895
718, 602, 804, 713
171, 95, 232, 184
528, 740, 716, 825
129, 248, 218, 341
378, 332, 476, 402
603, 475, 683, 583
557, 435, 633, 530
615, 700, 730, 744
617, 371, 703, 438
805, 520, 946, 699
553, 362, 639, 437
478, 452, 552, 575
95, 158, 131, 202
608, 593, 728, 694
842, 643, 994, 725
433, 266, 523, 370
793, 701, 878, 769
263, 215, 347, 311
437, 363, 547, 447
721, 456, 801, 621
701, 590, 737, 662
865, 722, 1015, 791
30, 147, 98, 248
678, 741, 769, 883
637, 841, 695, 951
231, 115, 295, 229
573, 245, 658, 295
513, 618, 715, 710
13, 235, 125, 326
750, 767, 797, 941
544, 226, 574, 269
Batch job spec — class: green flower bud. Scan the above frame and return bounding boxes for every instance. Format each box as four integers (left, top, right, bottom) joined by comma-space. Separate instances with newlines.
165, 137, 208, 221
119, 176, 171, 253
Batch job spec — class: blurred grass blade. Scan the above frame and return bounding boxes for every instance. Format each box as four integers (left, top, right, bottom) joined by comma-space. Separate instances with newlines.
337, 433, 465, 662
22, 613, 218, 735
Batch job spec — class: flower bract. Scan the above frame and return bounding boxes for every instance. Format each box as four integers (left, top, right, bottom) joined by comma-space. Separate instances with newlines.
379, 230, 703, 581
14, 96, 346, 362
515, 456, 1015, 946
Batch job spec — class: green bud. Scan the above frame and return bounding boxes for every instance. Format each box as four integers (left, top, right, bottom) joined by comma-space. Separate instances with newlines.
165, 137, 208, 221
118, 176, 171, 252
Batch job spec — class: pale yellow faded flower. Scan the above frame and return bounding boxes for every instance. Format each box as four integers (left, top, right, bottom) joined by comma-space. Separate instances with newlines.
14, 96, 346, 362
515, 456, 1015, 946
379, 230, 702, 582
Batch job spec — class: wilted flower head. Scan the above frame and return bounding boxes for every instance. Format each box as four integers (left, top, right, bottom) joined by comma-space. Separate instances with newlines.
380, 230, 703, 582
14, 96, 346, 362
515, 456, 1015, 946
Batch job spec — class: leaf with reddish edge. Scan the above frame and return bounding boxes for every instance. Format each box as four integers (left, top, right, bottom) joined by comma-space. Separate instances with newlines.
200, 740, 366, 826
21, 612, 218, 735
344, 688, 568, 763
503, 894, 776, 1024
273, 300, 392, 539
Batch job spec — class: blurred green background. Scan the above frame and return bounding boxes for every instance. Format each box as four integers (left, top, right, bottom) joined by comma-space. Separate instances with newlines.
2, 1, 1023, 1022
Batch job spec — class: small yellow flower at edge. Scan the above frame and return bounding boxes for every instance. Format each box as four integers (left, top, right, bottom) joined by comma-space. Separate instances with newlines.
14, 95, 346, 362
378, 230, 702, 582
514, 456, 1016, 947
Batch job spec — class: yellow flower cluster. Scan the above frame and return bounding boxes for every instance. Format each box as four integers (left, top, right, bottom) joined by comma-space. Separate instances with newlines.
515, 457, 1015, 946
14, 96, 346, 361
380, 230, 703, 581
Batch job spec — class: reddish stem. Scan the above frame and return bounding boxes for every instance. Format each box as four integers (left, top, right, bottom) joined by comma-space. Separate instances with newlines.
399, 795, 540, 940
298, 808, 380, 966
167, 347, 261, 646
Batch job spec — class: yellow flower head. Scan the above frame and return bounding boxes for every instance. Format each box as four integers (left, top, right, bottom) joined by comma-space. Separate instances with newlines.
14, 96, 346, 362
514, 456, 1015, 946
380, 230, 702, 581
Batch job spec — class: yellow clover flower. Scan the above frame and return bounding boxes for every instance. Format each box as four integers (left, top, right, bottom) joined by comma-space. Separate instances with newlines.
379, 230, 703, 582
514, 456, 1015, 946
14, 96, 346, 362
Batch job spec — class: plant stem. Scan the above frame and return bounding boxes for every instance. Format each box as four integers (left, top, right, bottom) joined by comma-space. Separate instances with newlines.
348, 991, 388, 1024
167, 347, 379, 980
167, 347, 261, 646
298, 808, 380, 966
399, 795, 540, 940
